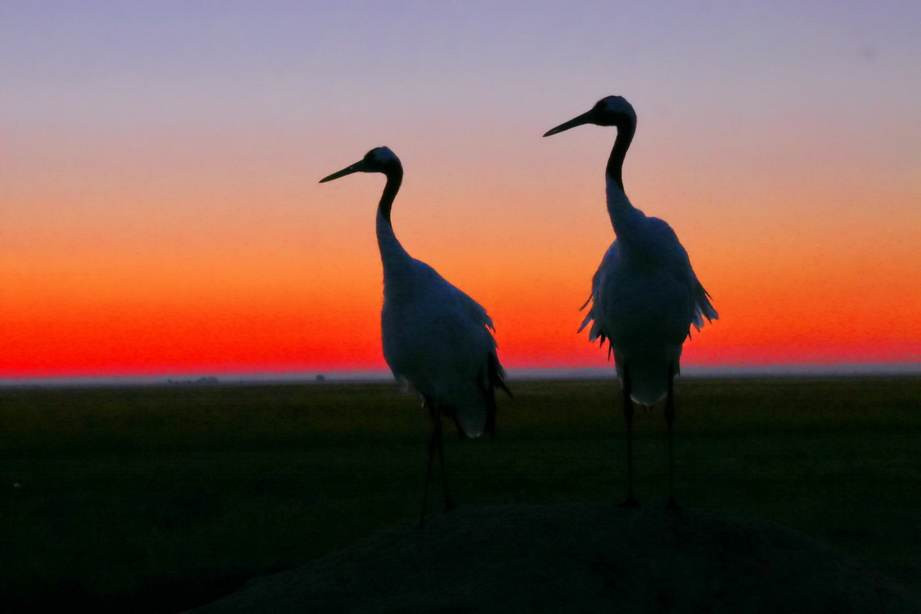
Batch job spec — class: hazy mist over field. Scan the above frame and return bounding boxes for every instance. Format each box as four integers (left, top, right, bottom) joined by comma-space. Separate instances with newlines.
3, 363, 920, 389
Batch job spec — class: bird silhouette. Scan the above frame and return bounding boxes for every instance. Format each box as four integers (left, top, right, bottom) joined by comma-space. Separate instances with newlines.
544, 96, 718, 509
320, 146, 509, 527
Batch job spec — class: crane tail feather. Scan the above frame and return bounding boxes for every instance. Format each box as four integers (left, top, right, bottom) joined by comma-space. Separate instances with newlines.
690, 281, 719, 332
483, 351, 510, 436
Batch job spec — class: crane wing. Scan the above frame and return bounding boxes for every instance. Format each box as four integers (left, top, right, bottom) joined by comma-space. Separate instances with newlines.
691, 277, 718, 331
645, 217, 718, 333
579, 218, 718, 350
578, 243, 616, 354
383, 258, 508, 439
447, 282, 496, 332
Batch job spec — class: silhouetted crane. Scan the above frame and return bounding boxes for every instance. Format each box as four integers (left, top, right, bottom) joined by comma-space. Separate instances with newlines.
320, 147, 509, 526
544, 96, 717, 508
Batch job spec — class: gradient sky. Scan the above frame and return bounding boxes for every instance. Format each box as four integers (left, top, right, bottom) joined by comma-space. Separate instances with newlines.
3, 1, 920, 378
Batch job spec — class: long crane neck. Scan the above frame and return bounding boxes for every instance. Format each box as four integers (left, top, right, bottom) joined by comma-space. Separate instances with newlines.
376, 164, 413, 280
376, 165, 403, 224
605, 119, 635, 192
604, 118, 645, 239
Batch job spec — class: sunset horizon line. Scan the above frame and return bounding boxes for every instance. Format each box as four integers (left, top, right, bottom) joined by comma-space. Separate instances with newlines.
3, 361, 919, 389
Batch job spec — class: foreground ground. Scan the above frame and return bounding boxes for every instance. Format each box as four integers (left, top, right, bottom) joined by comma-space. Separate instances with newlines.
1, 376, 919, 612
194, 504, 921, 613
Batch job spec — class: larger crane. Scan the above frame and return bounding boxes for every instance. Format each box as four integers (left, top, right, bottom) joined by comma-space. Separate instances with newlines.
320, 146, 509, 527
544, 96, 718, 509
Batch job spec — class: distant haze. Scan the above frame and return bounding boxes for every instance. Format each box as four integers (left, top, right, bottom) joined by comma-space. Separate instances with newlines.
3, 363, 919, 389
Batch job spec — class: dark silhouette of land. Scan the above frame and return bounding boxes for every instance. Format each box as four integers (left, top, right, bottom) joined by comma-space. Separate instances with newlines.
194, 504, 921, 613
3, 377, 920, 612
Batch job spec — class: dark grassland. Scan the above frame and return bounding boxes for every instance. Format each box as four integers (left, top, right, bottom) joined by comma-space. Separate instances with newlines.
1, 376, 919, 612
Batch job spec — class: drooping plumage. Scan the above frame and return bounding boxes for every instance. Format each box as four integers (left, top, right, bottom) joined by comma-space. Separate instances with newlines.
320, 146, 508, 525
544, 96, 717, 508
580, 181, 718, 405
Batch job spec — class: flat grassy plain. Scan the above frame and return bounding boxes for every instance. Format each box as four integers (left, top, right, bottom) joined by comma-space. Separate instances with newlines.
1, 376, 919, 612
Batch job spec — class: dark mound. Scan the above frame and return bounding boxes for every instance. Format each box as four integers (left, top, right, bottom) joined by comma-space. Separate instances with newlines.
192, 504, 920, 613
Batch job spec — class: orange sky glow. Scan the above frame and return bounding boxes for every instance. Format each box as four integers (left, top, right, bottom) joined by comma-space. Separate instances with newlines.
3, 3, 919, 379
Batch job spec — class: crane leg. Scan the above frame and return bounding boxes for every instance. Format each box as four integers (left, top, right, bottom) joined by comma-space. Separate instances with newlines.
419, 401, 455, 529
664, 364, 679, 511
419, 399, 438, 529
621, 364, 639, 508
436, 412, 456, 513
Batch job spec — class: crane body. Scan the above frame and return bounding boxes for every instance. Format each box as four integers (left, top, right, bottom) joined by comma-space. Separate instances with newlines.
381, 270, 502, 439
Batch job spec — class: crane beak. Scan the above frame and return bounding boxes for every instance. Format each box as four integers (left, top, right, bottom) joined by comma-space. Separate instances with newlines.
319, 160, 366, 183
543, 110, 594, 137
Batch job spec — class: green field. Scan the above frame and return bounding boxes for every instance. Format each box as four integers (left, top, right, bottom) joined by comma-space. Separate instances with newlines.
1, 376, 919, 612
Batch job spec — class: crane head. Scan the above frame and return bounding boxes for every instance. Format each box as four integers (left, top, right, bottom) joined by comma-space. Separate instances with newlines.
319, 146, 402, 183
543, 96, 636, 137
